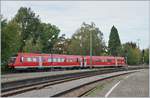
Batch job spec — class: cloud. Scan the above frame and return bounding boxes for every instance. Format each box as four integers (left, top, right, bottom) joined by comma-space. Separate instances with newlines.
1, 1, 149, 49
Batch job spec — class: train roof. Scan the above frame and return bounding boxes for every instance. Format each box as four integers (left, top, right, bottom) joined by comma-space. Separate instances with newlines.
17, 53, 82, 57
17, 53, 124, 59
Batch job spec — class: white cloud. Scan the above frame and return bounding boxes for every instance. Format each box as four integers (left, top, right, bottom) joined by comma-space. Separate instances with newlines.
1, 1, 149, 49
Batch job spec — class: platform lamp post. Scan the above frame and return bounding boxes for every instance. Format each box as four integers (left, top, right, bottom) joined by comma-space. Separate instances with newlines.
142, 49, 145, 66
89, 27, 94, 69
80, 28, 84, 67
137, 39, 140, 49
124, 49, 128, 70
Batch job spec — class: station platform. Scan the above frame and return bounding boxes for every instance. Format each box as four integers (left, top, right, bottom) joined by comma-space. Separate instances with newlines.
1, 69, 97, 83
107, 69, 149, 97
11, 70, 139, 97
85, 69, 149, 97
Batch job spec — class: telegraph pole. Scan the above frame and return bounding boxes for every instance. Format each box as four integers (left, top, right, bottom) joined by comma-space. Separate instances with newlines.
90, 27, 94, 69
90, 29, 92, 68
137, 39, 140, 49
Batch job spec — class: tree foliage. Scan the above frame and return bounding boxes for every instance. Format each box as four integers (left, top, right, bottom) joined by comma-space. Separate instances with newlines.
1, 18, 21, 67
68, 22, 105, 55
13, 7, 42, 52
40, 23, 60, 53
108, 26, 121, 56
1, 7, 149, 73
143, 48, 149, 64
1, 7, 60, 71
122, 42, 141, 65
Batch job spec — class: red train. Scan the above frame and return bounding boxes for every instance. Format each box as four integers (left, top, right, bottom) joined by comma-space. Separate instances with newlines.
8, 53, 126, 69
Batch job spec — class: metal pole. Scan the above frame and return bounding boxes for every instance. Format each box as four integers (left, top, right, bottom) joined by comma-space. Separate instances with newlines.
137, 39, 140, 49
90, 29, 92, 68
143, 56, 144, 64
126, 56, 127, 65
80, 35, 83, 67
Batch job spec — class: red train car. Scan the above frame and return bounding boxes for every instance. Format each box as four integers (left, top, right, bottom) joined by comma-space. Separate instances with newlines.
8, 53, 126, 69
84, 56, 126, 67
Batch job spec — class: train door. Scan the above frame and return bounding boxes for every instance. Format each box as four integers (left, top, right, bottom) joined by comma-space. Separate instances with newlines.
115, 57, 118, 66
84, 57, 87, 67
80, 58, 83, 67
38, 56, 42, 68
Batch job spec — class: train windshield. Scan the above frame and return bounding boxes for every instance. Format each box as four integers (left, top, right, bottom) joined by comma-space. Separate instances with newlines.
9, 57, 16, 64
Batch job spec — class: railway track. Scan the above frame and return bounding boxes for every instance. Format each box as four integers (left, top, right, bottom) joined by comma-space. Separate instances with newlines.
54, 71, 137, 97
1, 66, 147, 97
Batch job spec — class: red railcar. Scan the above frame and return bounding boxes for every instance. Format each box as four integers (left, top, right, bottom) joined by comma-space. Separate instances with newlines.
8, 53, 126, 69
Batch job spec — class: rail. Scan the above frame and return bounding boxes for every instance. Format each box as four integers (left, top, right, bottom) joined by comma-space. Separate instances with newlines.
1, 66, 148, 97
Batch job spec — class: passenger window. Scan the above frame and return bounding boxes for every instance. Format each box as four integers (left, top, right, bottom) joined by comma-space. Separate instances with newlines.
32, 58, 37, 62
59, 58, 64, 62
48, 58, 52, 62
107, 59, 112, 62
101, 59, 105, 62
27, 57, 32, 62
53, 58, 57, 62
57, 58, 60, 62
61, 58, 65, 62
59, 58, 62, 62
95, 59, 102, 62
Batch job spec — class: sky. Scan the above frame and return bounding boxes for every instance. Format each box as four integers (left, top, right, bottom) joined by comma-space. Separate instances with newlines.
1, 1, 149, 49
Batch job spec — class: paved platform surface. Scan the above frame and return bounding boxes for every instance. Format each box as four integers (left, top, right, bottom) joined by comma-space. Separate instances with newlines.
1, 69, 97, 83
86, 69, 149, 97
108, 69, 149, 97
11, 70, 138, 97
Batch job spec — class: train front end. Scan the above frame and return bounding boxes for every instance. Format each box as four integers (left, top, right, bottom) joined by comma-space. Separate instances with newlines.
8, 57, 17, 68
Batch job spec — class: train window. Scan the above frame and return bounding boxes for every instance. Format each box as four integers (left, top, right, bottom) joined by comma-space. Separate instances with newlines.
48, 58, 52, 62
53, 58, 56, 62
32, 58, 37, 62
66, 58, 72, 62
27, 57, 32, 62
9, 57, 16, 63
42, 57, 46, 62
59, 58, 62, 62
107, 59, 112, 62
59, 58, 64, 62
57, 58, 61, 62
53, 58, 57, 62
61, 58, 65, 62
101, 59, 105, 62
95, 59, 102, 62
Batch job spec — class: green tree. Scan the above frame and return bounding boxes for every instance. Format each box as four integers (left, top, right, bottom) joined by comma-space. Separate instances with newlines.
23, 38, 43, 52
108, 26, 121, 56
1, 18, 21, 70
122, 42, 141, 65
40, 23, 60, 53
143, 48, 149, 64
13, 7, 42, 52
53, 34, 68, 54
68, 22, 105, 55
127, 48, 141, 65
